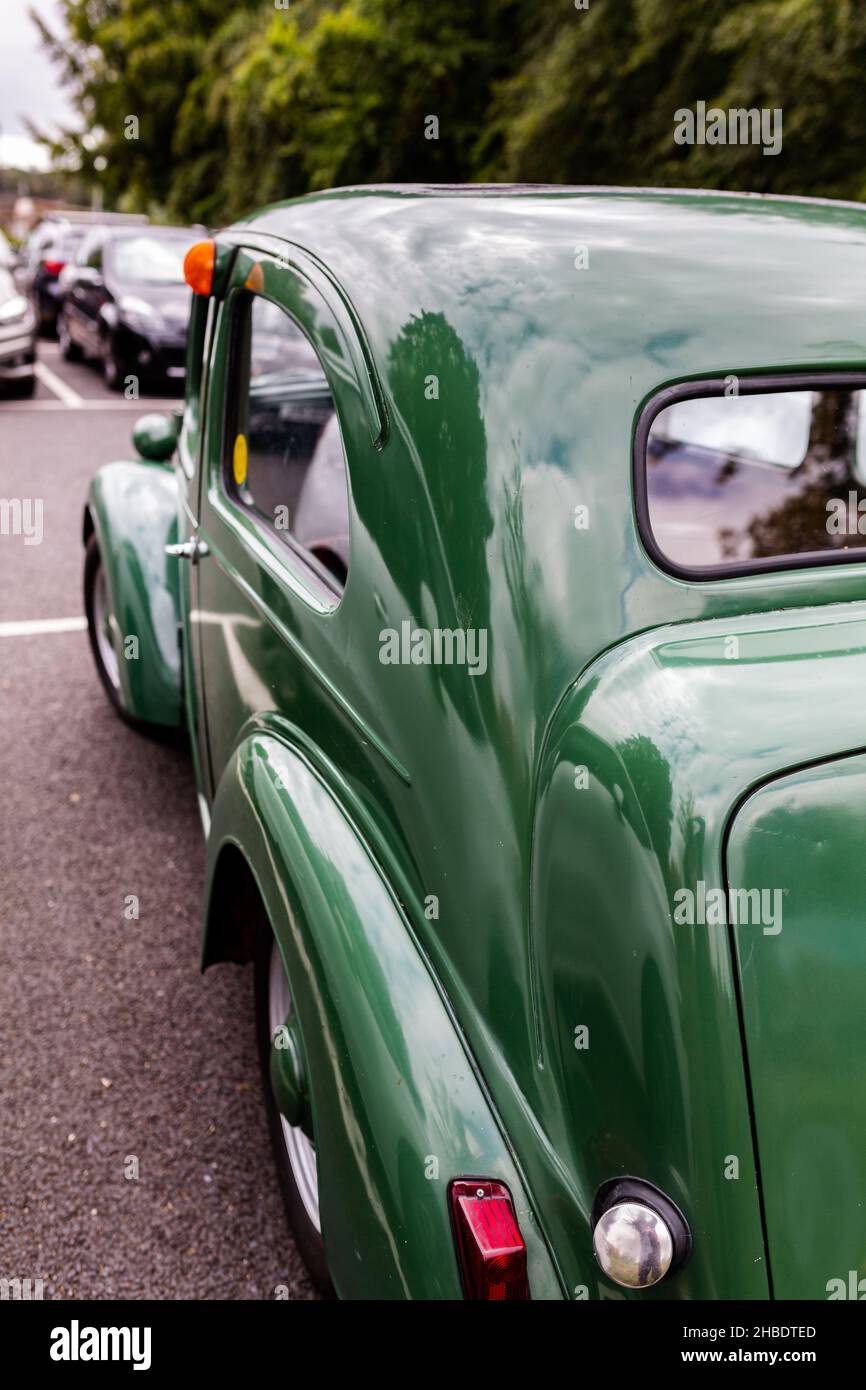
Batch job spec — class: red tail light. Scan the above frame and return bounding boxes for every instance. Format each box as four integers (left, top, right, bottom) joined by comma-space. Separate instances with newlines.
42, 259, 65, 275
449, 1179, 530, 1300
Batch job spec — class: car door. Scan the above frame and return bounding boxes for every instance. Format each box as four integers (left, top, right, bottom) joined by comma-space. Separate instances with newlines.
189, 242, 378, 798
68, 235, 107, 353
171, 287, 217, 819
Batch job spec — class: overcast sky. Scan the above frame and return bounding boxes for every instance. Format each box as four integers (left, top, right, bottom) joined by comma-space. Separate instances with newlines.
0, 0, 77, 169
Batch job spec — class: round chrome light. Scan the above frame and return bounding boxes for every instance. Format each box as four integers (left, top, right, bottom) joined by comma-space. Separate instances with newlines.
592, 1199, 674, 1289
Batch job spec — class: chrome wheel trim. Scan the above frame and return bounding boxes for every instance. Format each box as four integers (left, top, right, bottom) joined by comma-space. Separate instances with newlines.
92, 562, 121, 693
268, 939, 321, 1233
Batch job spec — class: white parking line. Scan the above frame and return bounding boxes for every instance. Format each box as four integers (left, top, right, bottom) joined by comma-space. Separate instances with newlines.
0, 616, 87, 637
34, 361, 85, 408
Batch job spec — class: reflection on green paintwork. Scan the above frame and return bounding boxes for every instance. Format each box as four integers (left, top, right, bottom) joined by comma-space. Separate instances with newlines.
85, 187, 866, 1299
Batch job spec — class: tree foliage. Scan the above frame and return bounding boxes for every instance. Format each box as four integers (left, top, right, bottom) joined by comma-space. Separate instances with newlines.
31, 0, 866, 224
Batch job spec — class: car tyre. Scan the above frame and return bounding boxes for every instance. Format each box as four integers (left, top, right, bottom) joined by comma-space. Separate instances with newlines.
3, 373, 36, 398
254, 919, 334, 1296
38, 296, 57, 337
101, 336, 123, 391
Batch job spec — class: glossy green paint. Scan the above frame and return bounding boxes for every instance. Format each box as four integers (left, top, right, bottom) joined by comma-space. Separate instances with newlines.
203, 730, 563, 1300
176, 290, 220, 802
132, 411, 181, 463
533, 601, 866, 1298
84, 462, 182, 727
87, 186, 866, 1298
728, 754, 866, 1300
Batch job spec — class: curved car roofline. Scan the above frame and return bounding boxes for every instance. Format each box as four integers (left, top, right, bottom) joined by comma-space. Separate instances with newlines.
231, 183, 866, 250
236, 180, 866, 217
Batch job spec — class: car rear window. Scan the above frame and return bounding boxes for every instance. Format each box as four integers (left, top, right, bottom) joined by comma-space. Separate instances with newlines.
637, 377, 866, 576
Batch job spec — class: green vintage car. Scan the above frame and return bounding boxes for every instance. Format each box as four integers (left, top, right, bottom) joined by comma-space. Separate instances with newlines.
83, 185, 866, 1301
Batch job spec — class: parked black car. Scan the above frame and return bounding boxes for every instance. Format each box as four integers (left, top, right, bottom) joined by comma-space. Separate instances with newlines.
58, 227, 194, 391
0, 267, 37, 397
18, 221, 90, 335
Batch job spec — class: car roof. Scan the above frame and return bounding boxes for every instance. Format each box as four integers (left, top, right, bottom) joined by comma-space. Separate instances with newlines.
235, 180, 866, 232
229, 185, 866, 403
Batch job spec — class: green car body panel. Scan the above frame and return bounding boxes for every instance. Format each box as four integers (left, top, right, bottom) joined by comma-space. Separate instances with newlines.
728, 752, 866, 1301
84, 460, 182, 727
202, 730, 561, 1299
535, 603, 866, 1299
84, 186, 866, 1298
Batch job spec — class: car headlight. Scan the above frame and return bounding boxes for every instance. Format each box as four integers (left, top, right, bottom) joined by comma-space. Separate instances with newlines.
0, 294, 30, 323
119, 296, 162, 334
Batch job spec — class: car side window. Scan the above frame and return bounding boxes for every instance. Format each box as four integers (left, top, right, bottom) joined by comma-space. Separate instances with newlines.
639, 381, 866, 576
225, 293, 350, 595
85, 239, 103, 272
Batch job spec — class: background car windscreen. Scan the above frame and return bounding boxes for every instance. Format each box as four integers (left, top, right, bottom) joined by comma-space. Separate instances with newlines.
111, 236, 188, 284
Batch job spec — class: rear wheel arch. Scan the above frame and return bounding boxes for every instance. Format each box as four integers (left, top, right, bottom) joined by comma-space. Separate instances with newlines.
203, 837, 333, 1292
202, 840, 260, 968
200, 733, 565, 1299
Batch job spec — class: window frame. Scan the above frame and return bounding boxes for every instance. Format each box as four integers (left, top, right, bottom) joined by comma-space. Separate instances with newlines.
220, 285, 350, 606
634, 371, 866, 581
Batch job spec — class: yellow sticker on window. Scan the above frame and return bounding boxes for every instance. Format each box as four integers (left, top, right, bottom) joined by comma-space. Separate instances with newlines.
233, 433, 248, 487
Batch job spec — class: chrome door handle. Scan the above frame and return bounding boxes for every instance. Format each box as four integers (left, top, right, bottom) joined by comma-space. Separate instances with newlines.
166, 536, 210, 564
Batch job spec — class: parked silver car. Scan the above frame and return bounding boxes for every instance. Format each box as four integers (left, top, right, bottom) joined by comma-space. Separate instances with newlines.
0, 267, 37, 397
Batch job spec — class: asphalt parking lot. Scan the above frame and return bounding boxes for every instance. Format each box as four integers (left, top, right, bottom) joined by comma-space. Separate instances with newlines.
0, 342, 316, 1299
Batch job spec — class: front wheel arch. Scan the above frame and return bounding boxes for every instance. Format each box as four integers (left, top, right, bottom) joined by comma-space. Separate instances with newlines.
83, 464, 183, 727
